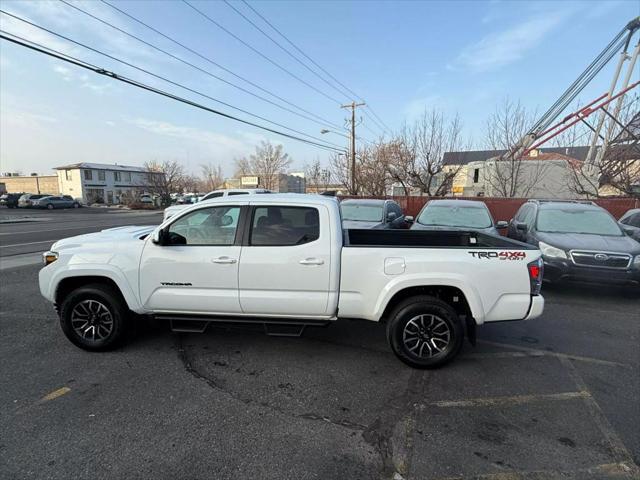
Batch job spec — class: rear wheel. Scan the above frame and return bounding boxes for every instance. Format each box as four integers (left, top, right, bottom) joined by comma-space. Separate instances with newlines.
386, 295, 463, 369
46, 203, 54, 210
59, 284, 128, 351
73, 202, 79, 208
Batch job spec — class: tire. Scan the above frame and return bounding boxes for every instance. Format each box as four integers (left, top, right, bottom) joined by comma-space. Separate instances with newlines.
73, 202, 79, 208
59, 284, 129, 351
46, 204, 54, 210
386, 295, 464, 369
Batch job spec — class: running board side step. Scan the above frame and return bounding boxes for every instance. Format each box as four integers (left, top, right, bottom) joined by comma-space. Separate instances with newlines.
169, 319, 209, 333
157, 314, 331, 337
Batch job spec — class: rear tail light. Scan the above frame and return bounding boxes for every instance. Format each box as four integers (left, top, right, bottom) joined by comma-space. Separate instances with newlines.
528, 257, 543, 295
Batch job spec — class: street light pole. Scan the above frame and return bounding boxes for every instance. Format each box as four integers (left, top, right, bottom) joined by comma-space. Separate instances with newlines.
340, 101, 365, 195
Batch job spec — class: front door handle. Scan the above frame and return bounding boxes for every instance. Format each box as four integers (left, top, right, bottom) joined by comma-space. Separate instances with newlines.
212, 256, 237, 264
299, 258, 324, 266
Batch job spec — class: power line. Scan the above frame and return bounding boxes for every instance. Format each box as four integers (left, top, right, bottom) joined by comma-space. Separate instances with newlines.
97, 0, 342, 131
60, 0, 344, 132
241, 0, 393, 135
223, 0, 349, 102
1, 10, 343, 150
225, 0, 388, 138
0, 30, 346, 153
182, 0, 344, 106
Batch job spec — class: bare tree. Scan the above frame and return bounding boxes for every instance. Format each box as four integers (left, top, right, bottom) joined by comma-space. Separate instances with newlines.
144, 160, 184, 206
329, 152, 356, 194
234, 140, 292, 190
233, 157, 252, 177
409, 110, 465, 196
377, 110, 466, 196
484, 98, 550, 197
378, 138, 413, 195
329, 145, 391, 196
360, 144, 392, 195
201, 163, 224, 192
178, 174, 200, 194
304, 159, 331, 193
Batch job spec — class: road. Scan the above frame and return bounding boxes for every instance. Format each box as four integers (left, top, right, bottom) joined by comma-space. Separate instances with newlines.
0, 228, 638, 480
0, 207, 162, 262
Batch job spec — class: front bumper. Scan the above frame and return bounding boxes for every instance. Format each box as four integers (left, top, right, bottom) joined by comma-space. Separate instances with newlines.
38, 263, 56, 302
543, 257, 640, 286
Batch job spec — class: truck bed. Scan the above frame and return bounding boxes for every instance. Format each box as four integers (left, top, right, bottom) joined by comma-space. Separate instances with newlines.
344, 228, 535, 249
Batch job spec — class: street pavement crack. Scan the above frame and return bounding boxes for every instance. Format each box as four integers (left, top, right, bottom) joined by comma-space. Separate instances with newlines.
362, 368, 426, 480
175, 334, 367, 432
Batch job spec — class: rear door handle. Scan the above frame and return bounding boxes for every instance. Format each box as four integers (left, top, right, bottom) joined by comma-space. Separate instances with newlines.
212, 256, 237, 264
299, 258, 324, 265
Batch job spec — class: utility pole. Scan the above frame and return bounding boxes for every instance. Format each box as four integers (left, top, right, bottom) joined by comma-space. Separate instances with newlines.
341, 101, 365, 195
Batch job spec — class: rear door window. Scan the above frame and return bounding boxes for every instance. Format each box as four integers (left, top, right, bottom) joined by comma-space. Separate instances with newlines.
250, 206, 319, 246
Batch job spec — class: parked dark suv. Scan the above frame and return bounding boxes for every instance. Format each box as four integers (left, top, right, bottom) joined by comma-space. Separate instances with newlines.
619, 208, 640, 242
340, 199, 411, 229
507, 200, 640, 285
0, 193, 22, 208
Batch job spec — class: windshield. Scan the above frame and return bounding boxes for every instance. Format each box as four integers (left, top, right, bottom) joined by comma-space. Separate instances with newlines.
341, 203, 383, 222
537, 208, 623, 236
417, 204, 493, 228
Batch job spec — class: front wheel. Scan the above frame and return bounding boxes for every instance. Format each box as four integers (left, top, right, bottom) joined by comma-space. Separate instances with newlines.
386, 296, 463, 369
59, 284, 128, 351
46, 204, 54, 210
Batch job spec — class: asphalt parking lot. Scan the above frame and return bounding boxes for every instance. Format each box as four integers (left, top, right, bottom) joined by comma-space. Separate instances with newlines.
1, 208, 639, 480
0, 207, 162, 266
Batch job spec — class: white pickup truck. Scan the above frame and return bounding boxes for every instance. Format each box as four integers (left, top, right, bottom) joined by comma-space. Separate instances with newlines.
39, 194, 544, 368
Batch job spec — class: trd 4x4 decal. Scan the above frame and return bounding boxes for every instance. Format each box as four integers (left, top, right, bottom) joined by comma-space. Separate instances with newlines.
468, 251, 526, 261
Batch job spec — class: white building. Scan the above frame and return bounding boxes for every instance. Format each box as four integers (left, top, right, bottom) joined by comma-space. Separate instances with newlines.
450, 151, 582, 199
237, 172, 306, 193
55, 162, 152, 204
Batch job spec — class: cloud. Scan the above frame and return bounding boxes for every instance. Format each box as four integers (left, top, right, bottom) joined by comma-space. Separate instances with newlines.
0, 104, 57, 130
53, 64, 73, 81
128, 118, 250, 155
51, 64, 111, 93
2, 0, 168, 67
403, 95, 442, 120
452, 10, 570, 72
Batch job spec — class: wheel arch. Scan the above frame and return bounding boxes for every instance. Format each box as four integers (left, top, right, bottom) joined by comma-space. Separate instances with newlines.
380, 286, 478, 346
380, 285, 475, 324
54, 273, 140, 313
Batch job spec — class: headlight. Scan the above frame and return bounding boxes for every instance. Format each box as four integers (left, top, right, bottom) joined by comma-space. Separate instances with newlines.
43, 251, 58, 265
539, 241, 567, 259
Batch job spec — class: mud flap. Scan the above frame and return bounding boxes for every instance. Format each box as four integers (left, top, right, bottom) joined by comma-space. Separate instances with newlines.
464, 315, 476, 346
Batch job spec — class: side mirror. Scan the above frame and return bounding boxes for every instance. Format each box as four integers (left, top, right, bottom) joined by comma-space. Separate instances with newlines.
516, 222, 528, 232
151, 228, 164, 245
405, 216, 414, 223
386, 212, 397, 222
496, 220, 508, 229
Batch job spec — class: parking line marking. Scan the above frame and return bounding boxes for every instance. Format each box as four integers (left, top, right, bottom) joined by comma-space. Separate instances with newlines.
425, 391, 589, 408
40, 387, 71, 403
477, 340, 627, 367
432, 462, 639, 480
559, 356, 636, 466
0, 240, 54, 248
